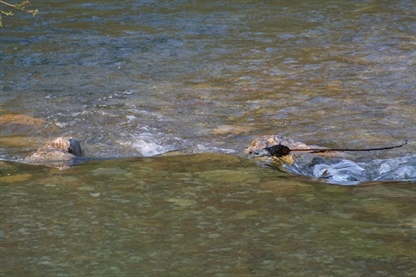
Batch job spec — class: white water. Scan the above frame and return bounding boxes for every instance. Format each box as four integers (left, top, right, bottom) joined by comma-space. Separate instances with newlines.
285, 154, 416, 185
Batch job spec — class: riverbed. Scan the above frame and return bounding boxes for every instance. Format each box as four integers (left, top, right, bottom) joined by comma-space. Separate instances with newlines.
1, 0, 415, 275
1, 155, 416, 276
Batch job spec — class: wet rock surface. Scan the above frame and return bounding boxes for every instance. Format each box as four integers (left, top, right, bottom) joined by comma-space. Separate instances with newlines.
24, 137, 84, 169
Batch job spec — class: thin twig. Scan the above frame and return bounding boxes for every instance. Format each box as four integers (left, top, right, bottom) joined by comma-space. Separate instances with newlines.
265, 140, 408, 157
0, 0, 16, 9
0, 0, 36, 14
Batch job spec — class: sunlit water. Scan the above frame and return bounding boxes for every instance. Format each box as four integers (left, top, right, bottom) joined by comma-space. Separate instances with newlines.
1, 0, 415, 184
0, 0, 415, 274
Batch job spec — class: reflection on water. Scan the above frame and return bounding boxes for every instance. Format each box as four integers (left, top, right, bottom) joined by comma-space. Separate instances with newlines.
1, 155, 415, 275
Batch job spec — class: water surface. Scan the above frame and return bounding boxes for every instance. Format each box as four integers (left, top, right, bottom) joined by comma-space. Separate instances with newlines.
1, 155, 415, 275
1, 0, 415, 159
0, 0, 415, 275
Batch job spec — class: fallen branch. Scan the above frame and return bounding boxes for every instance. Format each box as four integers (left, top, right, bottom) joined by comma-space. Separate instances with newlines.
265, 140, 408, 157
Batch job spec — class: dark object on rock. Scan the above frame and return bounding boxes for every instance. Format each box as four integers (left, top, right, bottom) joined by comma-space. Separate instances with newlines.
245, 135, 323, 156
265, 143, 291, 157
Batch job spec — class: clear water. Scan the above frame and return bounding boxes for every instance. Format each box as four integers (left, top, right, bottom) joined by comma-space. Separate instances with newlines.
0, 0, 415, 274
1, 155, 415, 276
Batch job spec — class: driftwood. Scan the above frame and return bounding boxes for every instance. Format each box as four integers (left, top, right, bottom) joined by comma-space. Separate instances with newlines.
265, 140, 408, 157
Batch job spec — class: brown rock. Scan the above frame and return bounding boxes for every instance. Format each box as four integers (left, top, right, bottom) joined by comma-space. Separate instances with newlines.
25, 137, 84, 169
37, 137, 84, 157
245, 135, 330, 168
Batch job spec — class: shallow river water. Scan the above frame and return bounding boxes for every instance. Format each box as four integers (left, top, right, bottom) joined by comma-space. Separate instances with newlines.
1, 155, 416, 276
1, 0, 415, 275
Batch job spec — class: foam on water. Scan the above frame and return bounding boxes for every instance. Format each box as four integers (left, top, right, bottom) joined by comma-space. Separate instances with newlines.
371, 155, 416, 181
283, 154, 416, 185
118, 132, 180, 157
195, 144, 237, 155
312, 160, 368, 185
118, 135, 237, 157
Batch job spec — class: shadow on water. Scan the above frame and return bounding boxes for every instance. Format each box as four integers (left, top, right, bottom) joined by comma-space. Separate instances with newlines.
1, 154, 415, 276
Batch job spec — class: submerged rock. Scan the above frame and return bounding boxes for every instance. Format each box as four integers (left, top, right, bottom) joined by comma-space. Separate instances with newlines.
25, 137, 84, 169
0, 114, 46, 126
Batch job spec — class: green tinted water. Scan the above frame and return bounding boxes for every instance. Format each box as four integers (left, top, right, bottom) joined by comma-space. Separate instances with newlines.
1, 0, 415, 274
1, 155, 415, 276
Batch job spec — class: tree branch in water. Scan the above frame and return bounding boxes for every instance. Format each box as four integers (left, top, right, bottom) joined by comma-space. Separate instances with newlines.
265, 140, 408, 157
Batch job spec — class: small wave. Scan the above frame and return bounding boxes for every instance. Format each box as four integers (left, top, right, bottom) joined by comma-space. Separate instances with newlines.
371, 155, 416, 182
118, 132, 180, 157
195, 144, 236, 154
283, 154, 416, 185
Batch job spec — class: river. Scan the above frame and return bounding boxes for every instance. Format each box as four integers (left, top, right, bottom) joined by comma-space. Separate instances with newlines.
1, 0, 415, 275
